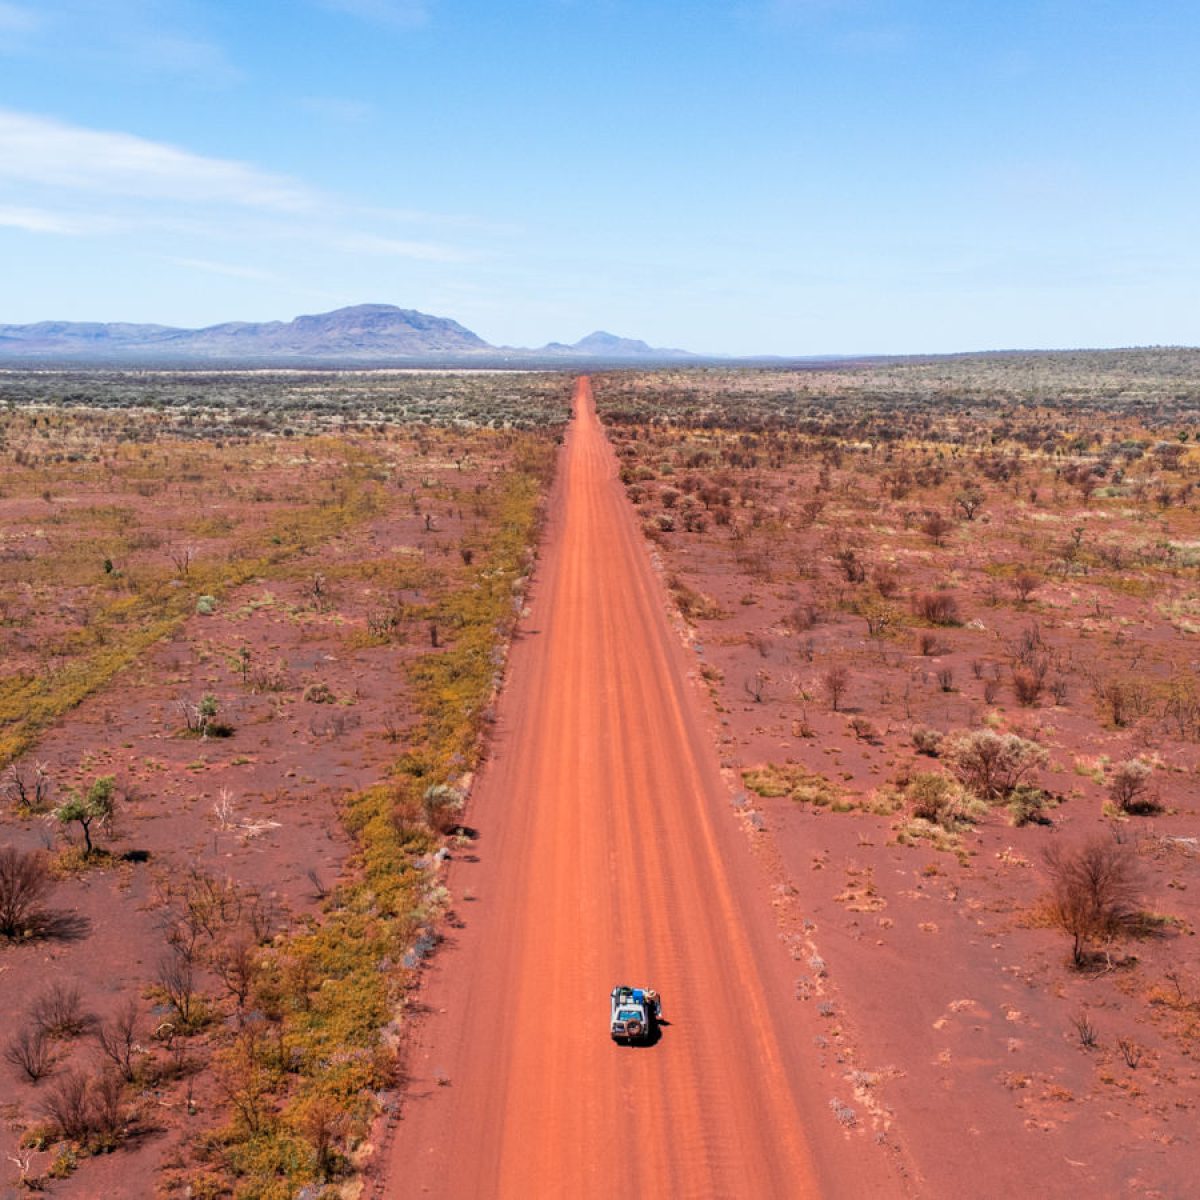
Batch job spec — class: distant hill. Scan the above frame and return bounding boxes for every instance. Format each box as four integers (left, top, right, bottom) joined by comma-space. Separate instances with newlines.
0, 305, 696, 364
537, 331, 694, 360
0, 304, 488, 362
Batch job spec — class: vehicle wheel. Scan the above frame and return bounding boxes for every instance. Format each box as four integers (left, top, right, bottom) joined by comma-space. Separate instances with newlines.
626, 1020, 643, 1039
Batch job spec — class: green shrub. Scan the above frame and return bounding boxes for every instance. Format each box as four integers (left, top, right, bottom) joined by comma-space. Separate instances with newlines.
946, 729, 1047, 802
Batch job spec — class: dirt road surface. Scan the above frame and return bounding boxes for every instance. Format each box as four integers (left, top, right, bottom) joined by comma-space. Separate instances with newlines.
385, 379, 905, 1198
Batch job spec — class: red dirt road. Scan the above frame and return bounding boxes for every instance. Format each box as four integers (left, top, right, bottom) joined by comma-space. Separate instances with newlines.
387, 380, 903, 1198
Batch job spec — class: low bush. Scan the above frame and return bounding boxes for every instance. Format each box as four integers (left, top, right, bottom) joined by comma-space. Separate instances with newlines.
31, 981, 95, 1040
38, 1068, 129, 1151
912, 591, 961, 625
903, 773, 979, 831
911, 726, 943, 757
422, 784, 466, 833
668, 576, 726, 621
1107, 759, 1159, 814
946, 729, 1047, 802
1011, 667, 1045, 707
1008, 784, 1052, 827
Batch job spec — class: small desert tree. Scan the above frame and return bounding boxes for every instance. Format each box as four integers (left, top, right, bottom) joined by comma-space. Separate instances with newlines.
180, 693, 227, 738
954, 486, 984, 521
921, 512, 954, 546
821, 665, 851, 713
54, 777, 116, 857
1012, 571, 1042, 605
1043, 836, 1141, 967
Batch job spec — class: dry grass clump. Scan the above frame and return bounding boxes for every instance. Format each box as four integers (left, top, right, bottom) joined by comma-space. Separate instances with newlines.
901, 772, 982, 832
743, 763, 847, 810
668, 575, 727, 621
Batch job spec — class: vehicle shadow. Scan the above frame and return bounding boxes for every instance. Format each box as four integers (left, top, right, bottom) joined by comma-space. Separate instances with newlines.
624, 1019, 669, 1048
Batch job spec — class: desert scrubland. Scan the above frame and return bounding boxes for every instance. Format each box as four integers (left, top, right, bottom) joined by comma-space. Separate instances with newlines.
593, 351, 1200, 1197
0, 370, 568, 1197
4, 352, 1200, 1199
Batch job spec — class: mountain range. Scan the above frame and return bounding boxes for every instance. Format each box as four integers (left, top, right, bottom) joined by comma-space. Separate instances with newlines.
0, 304, 696, 364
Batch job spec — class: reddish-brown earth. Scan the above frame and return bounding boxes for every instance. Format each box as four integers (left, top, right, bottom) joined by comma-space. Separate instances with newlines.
386, 380, 907, 1197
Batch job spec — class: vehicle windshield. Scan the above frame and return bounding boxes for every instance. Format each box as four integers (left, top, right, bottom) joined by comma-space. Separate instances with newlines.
618, 1008, 643, 1021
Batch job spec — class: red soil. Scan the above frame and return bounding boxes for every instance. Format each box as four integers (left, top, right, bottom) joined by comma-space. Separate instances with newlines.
385, 381, 907, 1197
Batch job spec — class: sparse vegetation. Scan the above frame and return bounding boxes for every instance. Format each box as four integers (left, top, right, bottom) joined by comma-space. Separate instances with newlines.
0, 371, 566, 1195
593, 359, 1200, 1195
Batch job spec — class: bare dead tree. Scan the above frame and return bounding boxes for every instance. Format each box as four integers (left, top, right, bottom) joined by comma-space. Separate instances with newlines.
1043, 836, 1142, 967
2, 760, 53, 812
38, 1069, 92, 1143
166, 543, 195, 577
744, 670, 769, 704
156, 949, 199, 1028
211, 933, 259, 1014
93, 998, 141, 1082
1070, 1011, 1098, 1049
0, 846, 53, 938
301, 1095, 348, 1180
4, 1023, 57, 1082
6, 1146, 39, 1190
1118, 1038, 1142, 1069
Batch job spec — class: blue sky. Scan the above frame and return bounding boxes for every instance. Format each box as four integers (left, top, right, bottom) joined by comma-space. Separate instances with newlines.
1, 0, 1197, 354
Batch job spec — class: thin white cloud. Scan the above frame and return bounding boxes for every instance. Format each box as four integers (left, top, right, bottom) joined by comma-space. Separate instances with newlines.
123, 31, 242, 84
0, 204, 103, 234
0, 1, 38, 32
0, 108, 484, 279
314, 0, 430, 29
0, 109, 316, 211
359, 203, 521, 236
164, 256, 276, 281
0, 2, 238, 83
335, 231, 472, 262
299, 96, 375, 123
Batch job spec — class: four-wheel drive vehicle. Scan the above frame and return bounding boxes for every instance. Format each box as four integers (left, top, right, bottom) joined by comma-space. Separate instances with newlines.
610, 985, 662, 1044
